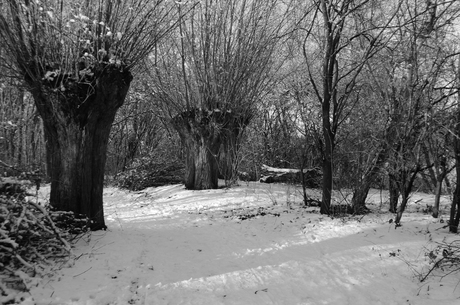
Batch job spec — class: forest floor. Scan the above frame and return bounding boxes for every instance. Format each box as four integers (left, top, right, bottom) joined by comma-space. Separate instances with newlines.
28, 181, 460, 305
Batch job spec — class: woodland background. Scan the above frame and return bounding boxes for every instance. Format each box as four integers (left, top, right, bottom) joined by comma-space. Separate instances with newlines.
1, 0, 460, 230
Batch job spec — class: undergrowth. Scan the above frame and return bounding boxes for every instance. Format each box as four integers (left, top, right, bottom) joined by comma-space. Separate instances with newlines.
421, 238, 460, 282
114, 157, 184, 191
0, 178, 89, 304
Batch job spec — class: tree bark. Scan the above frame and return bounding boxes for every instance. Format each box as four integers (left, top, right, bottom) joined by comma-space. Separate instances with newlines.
395, 168, 420, 225
316, 0, 352, 215
321, 151, 333, 214
450, 126, 460, 232
173, 109, 238, 190
450, 55, 460, 233
30, 67, 132, 230
432, 166, 447, 218
352, 182, 371, 214
320, 51, 336, 215
183, 135, 220, 189
218, 128, 241, 186
351, 149, 385, 214
422, 143, 437, 191
450, 183, 460, 233
395, 194, 409, 226
389, 173, 400, 213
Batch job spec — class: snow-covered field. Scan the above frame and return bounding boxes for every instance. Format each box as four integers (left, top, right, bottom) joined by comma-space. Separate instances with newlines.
29, 182, 459, 305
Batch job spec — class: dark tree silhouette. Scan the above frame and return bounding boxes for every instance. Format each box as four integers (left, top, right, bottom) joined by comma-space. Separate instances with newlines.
0, 0, 179, 229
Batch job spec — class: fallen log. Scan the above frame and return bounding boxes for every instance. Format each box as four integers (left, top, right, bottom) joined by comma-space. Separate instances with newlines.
259, 164, 321, 188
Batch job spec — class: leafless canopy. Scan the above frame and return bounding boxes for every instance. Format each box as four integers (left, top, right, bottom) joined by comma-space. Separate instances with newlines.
149, 0, 294, 117
0, 0, 180, 82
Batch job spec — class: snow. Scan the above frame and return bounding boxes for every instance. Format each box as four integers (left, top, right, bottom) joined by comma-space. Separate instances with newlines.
28, 182, 460, 305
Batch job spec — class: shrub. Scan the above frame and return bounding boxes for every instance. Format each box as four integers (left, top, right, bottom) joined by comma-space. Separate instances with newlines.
114, 157, 184, 191
421, 239, 460, 282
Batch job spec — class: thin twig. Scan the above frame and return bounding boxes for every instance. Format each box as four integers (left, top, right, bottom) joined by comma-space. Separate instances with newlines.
73, 267, 92, 278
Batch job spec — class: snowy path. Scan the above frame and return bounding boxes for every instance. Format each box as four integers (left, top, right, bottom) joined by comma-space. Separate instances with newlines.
30, 183, 459, 305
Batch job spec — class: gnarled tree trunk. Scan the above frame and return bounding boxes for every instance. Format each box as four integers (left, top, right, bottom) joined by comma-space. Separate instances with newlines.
351, 184, 371, 214
218, 116, 250, 185
30, 67, 132, 230
173, 109, 250, 190
218, 131, 240, 185
183, 134, 221, 189
172, 109, 223, 190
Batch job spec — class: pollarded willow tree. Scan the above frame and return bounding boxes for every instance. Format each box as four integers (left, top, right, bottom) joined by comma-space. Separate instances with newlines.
0, 0, 180, 229
147, 0, 294, 189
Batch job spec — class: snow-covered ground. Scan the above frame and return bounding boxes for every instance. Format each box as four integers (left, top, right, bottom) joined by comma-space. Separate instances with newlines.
29, 182, 459, 304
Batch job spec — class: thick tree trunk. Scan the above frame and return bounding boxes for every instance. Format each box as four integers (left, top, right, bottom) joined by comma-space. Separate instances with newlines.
183, 140, 197, 189
218, 130, 240, 185
31, 67, 132, 230
218, 147, 235, 182
352, 183, 371, 214
173, 109, 240, 190
183, 135, 220, 189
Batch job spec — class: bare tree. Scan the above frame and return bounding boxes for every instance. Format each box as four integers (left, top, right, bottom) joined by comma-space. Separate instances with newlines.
339, 87, 387, 214
340, 0, 460, 226
0, 0, 179, 229
451, 55, 460, 233
378, 0, 460, 225
300, 0, 400, 214
147, 0, 293, 190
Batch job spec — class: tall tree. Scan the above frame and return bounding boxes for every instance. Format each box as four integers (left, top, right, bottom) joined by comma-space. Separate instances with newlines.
301, 0, 400, 214
0, 0, 179, 229
376, 0, 460, 225
148, 0, 293, 190
451, 55, 460, 233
